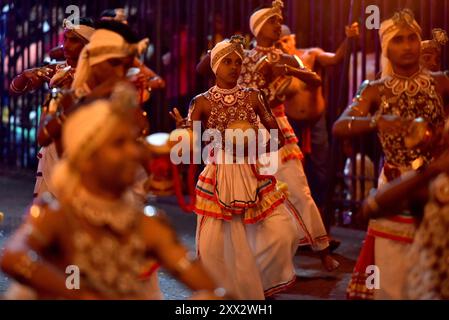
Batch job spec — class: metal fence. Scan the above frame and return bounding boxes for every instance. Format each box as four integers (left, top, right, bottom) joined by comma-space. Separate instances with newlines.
1, 0, 448, 225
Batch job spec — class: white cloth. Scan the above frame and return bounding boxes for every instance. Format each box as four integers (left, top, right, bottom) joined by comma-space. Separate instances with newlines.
62, 100, 113, 163
374, 237, 412, 299
33, 144, 59, 198
263, 147, 329, 251
210, 39, 243, 74
215, 161, 259, 207
249, 0, 283, 37
370, 166, 416, 300
71, 29, 148, 91
196, 204, 300, 299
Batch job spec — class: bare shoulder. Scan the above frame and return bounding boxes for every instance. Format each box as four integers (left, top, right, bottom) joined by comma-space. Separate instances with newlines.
351, 79, 382, 111
363, 79, 383, 95
191, 92, 209, 106
245, 87, 263, 105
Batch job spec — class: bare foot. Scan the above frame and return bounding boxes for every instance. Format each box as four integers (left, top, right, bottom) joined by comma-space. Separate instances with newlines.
321, 255, 340, 272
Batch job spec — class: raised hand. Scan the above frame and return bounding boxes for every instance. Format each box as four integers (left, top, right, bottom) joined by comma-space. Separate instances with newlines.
345, 22, 360, 39
23, 67, 52, 86
169, 107, 189, 128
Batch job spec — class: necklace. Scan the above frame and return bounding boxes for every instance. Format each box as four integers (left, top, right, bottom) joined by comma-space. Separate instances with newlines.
209, 85, 244, 106
255, 45, 276, 52
70, 187, 139, 234
385, 68, 432, 97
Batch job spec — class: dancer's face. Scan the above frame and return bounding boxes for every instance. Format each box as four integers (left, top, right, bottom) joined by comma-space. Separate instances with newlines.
420, 48, 441, 72
215, 51, 242, 86
258, 15, 283, 43
86, 120, 142, 191
277, 34, 296, 54
387, 27, 421, 69
63, 29, 87, 66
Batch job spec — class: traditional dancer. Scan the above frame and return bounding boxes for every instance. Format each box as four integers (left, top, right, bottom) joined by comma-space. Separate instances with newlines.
9, 18, 95, 97
28, 19, 95, 200
237, 0, 339, 269
35, 20, 149, 199
171, 37, 304, 299
333, 9, 449, 299
99, 7, 166, 93
277, 23, 359, 238
0, 84, 222, 300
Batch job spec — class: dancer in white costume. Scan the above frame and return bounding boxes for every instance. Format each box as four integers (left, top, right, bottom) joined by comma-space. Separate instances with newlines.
333, 9, 449, 299
237, 0, 339, 270
8, 19, 95, 199
171, 36, 306, 299
1, 84, 223, 300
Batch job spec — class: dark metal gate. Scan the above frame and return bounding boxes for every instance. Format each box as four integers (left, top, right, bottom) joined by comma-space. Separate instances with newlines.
1, 0, 448, 223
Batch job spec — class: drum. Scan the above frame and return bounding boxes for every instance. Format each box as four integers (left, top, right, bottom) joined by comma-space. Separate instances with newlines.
144, 132, 174, 196
404, 117, 433, 149
226, 120, 257, 155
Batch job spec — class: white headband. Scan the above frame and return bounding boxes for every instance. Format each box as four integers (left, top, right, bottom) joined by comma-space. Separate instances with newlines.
210, 38, 244, 74
71, 29, 149, 91
249, 0, 284, 37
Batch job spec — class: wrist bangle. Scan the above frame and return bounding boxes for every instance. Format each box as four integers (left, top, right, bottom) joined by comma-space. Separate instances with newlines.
173, 251, 196, 275
370, 112, 381, 129
347, 116, 355, 131
369, 116, 378, 129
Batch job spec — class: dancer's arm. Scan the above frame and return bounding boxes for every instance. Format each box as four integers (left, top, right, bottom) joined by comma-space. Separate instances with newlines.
142, 215, 225, 298
169, 96, 207, 129
133, 58, 166, 90
252, 90, 285, 151
0, 204, 97, 299
332, 81, 409, 137
277, 56, 322, 87
360, 152, 449, 221
315, 22, 359, 67
9, 67, 54, 96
